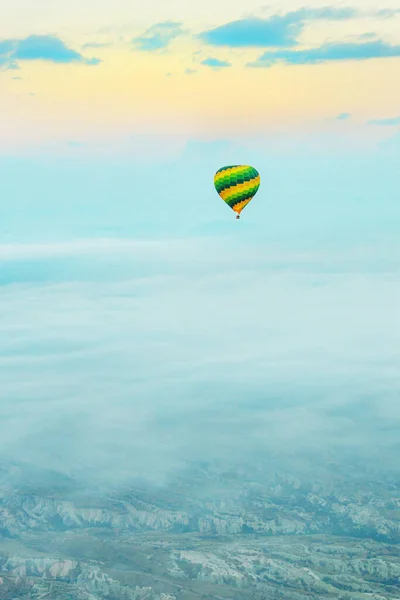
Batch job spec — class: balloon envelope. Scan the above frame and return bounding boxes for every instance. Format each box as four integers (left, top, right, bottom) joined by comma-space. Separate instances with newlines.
214, 165, 260, 217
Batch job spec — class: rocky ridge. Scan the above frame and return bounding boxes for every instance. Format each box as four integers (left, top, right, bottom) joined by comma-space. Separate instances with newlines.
0, 464, 398, 599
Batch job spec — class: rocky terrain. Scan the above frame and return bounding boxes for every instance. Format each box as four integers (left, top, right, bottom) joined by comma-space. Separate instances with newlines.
0, 461, 399, 599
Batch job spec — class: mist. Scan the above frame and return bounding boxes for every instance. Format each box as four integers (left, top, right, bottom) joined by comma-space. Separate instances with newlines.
1, 235, 399, 492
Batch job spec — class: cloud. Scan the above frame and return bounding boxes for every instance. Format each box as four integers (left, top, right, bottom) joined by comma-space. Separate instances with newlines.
0, 238, 399, 489
199, 16, 301, 48
184, 68, 197, 75
198, 8, 359, 48
368, 116, 400, 126
201, 57, 231, 68
0, 49, 19, 70
248, 40, 400, 67
82, 42, 111, 49
132, 21, 186, 51
376, 8, 400, 17
334, 113, 351, 121
359, 32, 379, 40
0, 35, 100, 70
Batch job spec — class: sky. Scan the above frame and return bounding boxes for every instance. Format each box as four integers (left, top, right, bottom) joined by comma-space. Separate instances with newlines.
0, 1, 400, 489
1, 0, 400, 152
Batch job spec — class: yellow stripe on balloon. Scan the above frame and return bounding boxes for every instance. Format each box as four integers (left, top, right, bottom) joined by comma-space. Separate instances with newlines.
232, 197, 253, 214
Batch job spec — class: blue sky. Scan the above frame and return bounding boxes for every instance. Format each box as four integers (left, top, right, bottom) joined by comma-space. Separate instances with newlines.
1, 135, 400, 243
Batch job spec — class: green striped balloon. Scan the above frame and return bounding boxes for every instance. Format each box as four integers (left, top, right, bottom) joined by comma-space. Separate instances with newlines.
214, 165, 260, 218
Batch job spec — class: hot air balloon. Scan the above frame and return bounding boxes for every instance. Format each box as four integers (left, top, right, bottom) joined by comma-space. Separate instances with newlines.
214, 165, 260, 219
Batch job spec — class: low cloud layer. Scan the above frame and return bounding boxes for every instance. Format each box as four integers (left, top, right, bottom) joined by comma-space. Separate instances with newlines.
1, 142, 399, 490
0, 238, 399, 489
